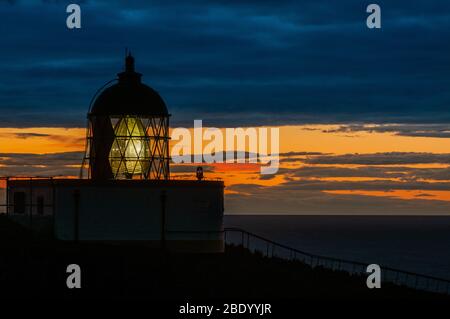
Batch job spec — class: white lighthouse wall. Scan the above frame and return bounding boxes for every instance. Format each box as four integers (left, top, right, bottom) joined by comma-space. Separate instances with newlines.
53, 184, 224, 249
6, 180, 225, 252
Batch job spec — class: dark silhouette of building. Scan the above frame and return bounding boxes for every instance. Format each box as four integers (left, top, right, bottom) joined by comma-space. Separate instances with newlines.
4, 54, 224, 252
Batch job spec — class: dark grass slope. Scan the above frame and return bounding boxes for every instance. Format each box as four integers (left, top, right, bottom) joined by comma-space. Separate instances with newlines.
0, 215, 448, 300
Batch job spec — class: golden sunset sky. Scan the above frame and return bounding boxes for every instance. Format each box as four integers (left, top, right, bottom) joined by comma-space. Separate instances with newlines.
2, 123, 450, 215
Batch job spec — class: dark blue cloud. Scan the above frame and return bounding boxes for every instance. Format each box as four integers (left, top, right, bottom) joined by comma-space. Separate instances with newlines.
0, 0, 450, 127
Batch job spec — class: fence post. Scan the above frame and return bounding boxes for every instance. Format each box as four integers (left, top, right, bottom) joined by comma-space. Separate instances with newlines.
160, 190, 167, 251
5, 177, 9, 216
29, 178, 33, 230
73, 189, 80, 242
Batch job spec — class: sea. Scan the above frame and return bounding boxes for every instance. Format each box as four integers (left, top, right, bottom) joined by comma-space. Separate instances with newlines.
224, 215, 450, 280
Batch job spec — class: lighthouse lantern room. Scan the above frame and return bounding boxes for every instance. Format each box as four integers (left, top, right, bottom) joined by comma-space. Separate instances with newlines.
84, 53, 170, 180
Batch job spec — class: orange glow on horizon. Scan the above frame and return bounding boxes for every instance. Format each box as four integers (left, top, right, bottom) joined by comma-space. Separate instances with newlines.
2, 124, 450, 155
324, 190, 450, 202
0, 127, 85, 154
2, 124, 450, 206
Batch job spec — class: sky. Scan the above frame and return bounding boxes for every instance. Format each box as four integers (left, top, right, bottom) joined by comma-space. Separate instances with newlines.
1, 0, 450, 214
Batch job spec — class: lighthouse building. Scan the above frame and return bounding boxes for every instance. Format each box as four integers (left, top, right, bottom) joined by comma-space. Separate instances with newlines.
4, 55, 224, 252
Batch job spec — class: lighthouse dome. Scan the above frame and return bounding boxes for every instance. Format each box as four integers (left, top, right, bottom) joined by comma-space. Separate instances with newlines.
90, 54, 168, 116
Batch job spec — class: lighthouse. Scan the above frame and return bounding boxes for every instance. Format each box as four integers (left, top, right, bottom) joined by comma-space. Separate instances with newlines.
4, 54, 225, 252
84, 53, 170, 180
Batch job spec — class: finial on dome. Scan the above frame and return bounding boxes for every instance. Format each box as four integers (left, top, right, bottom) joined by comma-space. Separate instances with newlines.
118, 50, 141, 83
125, 50, 135, 73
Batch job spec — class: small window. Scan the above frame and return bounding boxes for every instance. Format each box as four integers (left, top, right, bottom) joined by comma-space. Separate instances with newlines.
13, 192, 26, 214
37, 196, 44, 215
